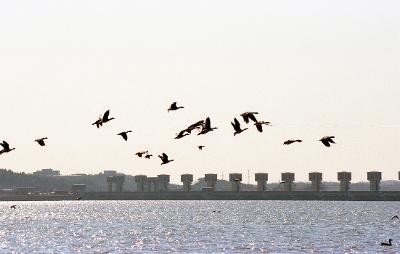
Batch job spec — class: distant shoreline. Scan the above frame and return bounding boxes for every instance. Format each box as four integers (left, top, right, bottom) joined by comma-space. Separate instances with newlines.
2, 191, 400, 201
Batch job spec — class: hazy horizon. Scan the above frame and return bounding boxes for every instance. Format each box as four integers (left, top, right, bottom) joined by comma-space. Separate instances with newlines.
1, 0, 400, 184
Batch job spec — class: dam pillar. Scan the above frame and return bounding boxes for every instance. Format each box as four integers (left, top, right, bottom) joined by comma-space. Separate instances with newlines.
229, 173, 242, 192
204, 174, 217, 191
106, 175, 125, 192
157, 174, 170, 192
281, 172, 295, 192
107, 177, 113, 192
367, 171, 382, 192
337, 171, 351, 192
115, 175, 125, 193
135, 175, 147, 192
181, 174, 193, 192
255, 173, 268, 191
147, 177, 158, 192
309, 172, 322, 192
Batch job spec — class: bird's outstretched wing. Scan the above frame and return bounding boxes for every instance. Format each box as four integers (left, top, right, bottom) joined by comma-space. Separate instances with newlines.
103, 110, 110, 120
205, 117, 211, 130
242, 115, 249, 124
255, 124, 263, 132
321, 139, 331, 147
248, 114, 258, 123
1, 141, 10, 150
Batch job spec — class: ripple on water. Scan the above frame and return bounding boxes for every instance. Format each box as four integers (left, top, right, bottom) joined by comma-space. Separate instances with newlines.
0, 200, 399, 253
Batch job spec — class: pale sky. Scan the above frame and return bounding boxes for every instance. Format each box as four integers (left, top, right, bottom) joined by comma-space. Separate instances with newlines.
1, 0, 399, 184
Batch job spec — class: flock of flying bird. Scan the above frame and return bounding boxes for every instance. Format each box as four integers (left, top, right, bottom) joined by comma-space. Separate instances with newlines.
0, 101, 337, 161
1, 103, 397, 247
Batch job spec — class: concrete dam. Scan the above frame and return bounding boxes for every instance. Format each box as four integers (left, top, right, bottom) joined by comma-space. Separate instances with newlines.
4, 171, 400, 201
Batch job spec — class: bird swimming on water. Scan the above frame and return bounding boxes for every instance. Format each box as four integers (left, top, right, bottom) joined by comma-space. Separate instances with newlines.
117, 131, 132, 141
381, 239, 392, 246
158, 153, 174, 165
168, 102, 184, 112
231, 118, 248, 136
319, 136, 336, 147
35, 137, 48, 146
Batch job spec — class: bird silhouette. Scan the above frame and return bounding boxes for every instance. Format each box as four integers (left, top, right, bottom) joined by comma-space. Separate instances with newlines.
145, 154, 153, 159
168, 102, 184, 112
283, 139, 303, 145
10, 205, 16, 209
102, 110, 115, 123
158, 153, 174, 165
198, 145, 205, 150
35, 137, 48, 146
135, 151, 148, 158
231, 118, 248, 136
254, 121, 271, 133
0, 141, 15, 154
320, 136, 335, 147
175, 130, 190, 139
92, 117, 103, 128
391, 215, 399, 220
117, 131, 132, 141
198, 117, 217, 135
240, 112, 259, 124
186, 120, 205, 134
381, 239, 392, 246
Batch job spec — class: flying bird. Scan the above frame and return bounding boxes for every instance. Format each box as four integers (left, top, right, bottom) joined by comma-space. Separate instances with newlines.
101, 110, 115, 123
240, 112, 259, 124
92, 117, 103, 128
320, 136, 336, 147
145, 154, 153, 159
117, 131, 132, 141
254, 121, 271, 133
198, 145, 205, 150
10, 205, 16, 209
168, 102, 184, 112
0, 141, 15, 154
35, 137, 48, 146
381, 239, 392, 246
158, 153, 174, 165
175, 130, 190, 139
135, 151, 148, 158
186, 120, 205, 134
283, 139, 303, 145
198, 117, 217, 135
231, 118, 248, 136
391, 215, 399, 220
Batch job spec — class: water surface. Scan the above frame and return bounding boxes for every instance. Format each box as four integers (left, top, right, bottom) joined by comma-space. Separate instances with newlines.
0, 201, 399, 253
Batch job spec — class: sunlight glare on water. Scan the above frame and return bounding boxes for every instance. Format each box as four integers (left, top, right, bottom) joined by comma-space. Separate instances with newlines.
0, 201, 399, 253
